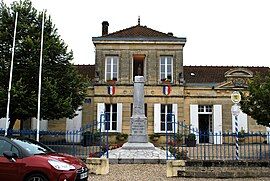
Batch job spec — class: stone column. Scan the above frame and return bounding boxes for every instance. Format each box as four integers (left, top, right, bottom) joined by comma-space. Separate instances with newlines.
128, 76, 148, 143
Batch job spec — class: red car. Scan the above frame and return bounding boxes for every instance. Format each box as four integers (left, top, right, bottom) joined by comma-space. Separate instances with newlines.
0, 136, 88, 181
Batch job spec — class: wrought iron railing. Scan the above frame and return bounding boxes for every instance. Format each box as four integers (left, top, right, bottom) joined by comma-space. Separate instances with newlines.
166, 120, 270, 160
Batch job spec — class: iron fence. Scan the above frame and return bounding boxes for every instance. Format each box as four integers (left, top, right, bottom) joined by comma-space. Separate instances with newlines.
1, 116, 269, 161
166, 120, 270, 161
0, 121, 108, 160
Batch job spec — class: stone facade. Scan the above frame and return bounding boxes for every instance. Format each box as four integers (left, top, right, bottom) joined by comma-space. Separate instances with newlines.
43, 22, 269, 144
81, 22, 269, 144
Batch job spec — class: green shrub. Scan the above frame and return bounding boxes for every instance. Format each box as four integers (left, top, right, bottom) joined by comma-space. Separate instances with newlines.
187, 133, 196, 141
116, 133, 128, 141
149, 133, 160, 141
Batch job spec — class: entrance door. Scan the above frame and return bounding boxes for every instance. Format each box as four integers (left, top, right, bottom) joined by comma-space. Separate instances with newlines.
199, 114, 210, 143
133, 55, 145, 80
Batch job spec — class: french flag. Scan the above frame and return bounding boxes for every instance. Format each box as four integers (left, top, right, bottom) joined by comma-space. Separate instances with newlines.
108, 86, 115, 95
163, 85, 171, 95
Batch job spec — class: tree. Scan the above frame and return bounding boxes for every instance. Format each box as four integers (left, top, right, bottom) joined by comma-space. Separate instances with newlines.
0, 0, 87, 130
240, 72, 270, 127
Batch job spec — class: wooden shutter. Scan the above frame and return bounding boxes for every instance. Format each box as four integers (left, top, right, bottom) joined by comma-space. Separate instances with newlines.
97, 103, 105, 131
172, 104, 178, 133
213, 105, 222, 144
117, 103, 123, 133
190, 104, 199, 144
154, 104, 161, 133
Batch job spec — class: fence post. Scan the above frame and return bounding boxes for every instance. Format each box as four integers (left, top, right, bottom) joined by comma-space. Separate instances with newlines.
235, 116, 239, 160
106, 114, 109, 158
72, 130, 75, 156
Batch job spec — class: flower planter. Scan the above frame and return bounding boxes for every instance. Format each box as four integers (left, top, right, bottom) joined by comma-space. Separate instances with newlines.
106, 80, 116, 85
185, 138, 196, 147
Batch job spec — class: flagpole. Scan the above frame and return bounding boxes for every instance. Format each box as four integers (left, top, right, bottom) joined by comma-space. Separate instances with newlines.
5, 12, 18, 136
37, 10, 45, 141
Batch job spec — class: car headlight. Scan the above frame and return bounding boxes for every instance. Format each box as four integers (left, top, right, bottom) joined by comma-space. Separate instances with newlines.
48, 159, 76, 171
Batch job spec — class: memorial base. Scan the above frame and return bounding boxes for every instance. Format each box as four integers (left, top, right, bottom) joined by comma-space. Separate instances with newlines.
107, 142, 170, 164
128, 135, 148, 143
122, 142, 155, 150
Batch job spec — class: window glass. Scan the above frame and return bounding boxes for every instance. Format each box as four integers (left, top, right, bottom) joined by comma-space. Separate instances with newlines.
12, 138, 54, 155
106, 56, 118, 81
198, 105, 204, 112
0, 140, 11, 156
160, 104, 173, 131
167, 57, 172, 64
198, 105, 213, 113
160, 57, 165, 64
160, 56, 173, 81
0, 140, 19, 156
167, 65, 171, 72
104, 104, 118, 131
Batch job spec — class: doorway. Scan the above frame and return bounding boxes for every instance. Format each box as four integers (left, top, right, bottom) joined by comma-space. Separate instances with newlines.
199, 114, 212, 143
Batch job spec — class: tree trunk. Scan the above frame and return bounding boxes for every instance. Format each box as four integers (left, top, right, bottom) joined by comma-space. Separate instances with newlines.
7, 117, 17, 136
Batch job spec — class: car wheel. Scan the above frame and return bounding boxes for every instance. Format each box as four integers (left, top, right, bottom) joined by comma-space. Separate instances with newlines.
25, 173, 48, 181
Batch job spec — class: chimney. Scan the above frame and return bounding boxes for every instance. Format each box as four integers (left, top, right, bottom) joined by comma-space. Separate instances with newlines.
167, 32, 173, 36
102, 21, 109, 36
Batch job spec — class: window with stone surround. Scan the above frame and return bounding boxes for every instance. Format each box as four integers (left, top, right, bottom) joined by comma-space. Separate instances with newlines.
160, 56, 173, 82
97, 103, 122, 132
105, 56, 118, 81
105, 104, 117, 131
161, 104, 173, 131
154, 103, 178, 133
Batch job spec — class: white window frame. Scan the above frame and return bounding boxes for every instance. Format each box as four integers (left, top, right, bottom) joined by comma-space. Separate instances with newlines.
198, 105, 213, 114
97, 103, 122, 133
105, 56, 118, 81
160, 56, 173, 82
105, 104, 118, 132
154, 103, 177, 133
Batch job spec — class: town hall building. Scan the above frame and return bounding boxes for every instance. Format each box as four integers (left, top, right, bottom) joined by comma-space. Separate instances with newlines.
72, 20, 269, 144
37, 20, 269, 145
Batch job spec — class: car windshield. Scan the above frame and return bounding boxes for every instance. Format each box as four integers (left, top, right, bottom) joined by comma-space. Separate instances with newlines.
11, 137, 55, 155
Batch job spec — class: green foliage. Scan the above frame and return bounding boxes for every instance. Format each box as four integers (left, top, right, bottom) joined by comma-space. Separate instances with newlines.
149, 133, 160, 141
187, 133, 196, 141
0, 0, 87, 128
169, 146, 189, 160
240, 73, 270, 127
116, 133, 128, 141
238, 129, 246, 139
175, 133, 183, 142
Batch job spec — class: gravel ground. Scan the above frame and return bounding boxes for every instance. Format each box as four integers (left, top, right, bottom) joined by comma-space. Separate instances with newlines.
88, 164, 268, 181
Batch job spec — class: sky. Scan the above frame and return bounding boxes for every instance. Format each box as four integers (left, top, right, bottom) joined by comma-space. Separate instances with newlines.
3, 0, 270, 67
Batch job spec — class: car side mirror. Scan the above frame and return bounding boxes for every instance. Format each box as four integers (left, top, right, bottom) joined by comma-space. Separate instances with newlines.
3, 151, 18, 162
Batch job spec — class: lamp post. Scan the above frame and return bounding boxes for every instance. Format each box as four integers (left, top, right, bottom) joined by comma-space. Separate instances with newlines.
231, 91, 241, 160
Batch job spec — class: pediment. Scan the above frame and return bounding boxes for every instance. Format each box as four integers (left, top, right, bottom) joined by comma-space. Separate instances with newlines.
225, 68, 253, 78
215, 79, 248, 89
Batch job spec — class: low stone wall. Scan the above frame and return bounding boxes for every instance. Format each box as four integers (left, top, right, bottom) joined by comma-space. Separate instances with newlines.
86, 158, 109, 175
167, 160, 270, 178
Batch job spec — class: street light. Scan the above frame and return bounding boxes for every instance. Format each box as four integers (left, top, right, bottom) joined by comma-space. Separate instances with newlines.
231, 91, 241, 160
